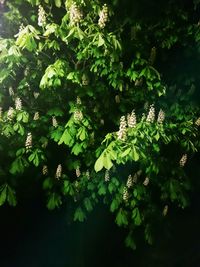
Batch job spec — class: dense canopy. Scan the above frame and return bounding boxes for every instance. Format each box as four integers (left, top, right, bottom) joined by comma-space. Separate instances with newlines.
0, 0, 200, 248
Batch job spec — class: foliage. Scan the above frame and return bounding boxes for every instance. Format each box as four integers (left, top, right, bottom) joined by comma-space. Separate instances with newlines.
0, 0, 200, 248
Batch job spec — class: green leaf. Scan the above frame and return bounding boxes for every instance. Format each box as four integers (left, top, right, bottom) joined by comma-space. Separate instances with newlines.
121, 147, 131, 158
54, 0, 61, 7
7, 185, 17, 206
116, 209, 128, 226
125, 234, 136, 250
58, 129, 74, 146
84, 198, 93, 212
131, 146, 139, 161
98, 34, 105, 47
132, 207, 142, 226
0, 184, 7, 206
98, 183, 107, 195
94, 153, 104, 172
110, 197, 120, 212
47, 193, 62, 210
74, 207, 86, 222
103, 152, 113, 170
72, 143, 83, 155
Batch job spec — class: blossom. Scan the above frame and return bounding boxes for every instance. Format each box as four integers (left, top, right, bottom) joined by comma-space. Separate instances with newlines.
105, 170, 110, 182
143, 177, 149, 186
69, 3, 83, 25
7, 107, 15, 120
117, 115, 127, 141
146, 104, 155, 123
76, 96, 82, 105
157, 109, 165, 124
25, 132, 32, 150
9, 87, 14, 96
127, 110, 136, 128
52, 116, 58, 127
76, 166, 81, 178
42, 165, 48, 175
195, 117, 200, 126
33, 112, 39, 121
123, 186, 129, 202
55, 164, 62, 179
74, 110, 83, 121
86, 170, 90, 180
15, 97, 22, 110
149, 47, 156, 65
126, 175, 133, 188
179, 154, 187, 167
82, 74, 89, 86
98, 4, 108, 28
33, 92, 40, 99
0, 107, 2, 119
38, 5, 46, 27
163, 205, 168, 216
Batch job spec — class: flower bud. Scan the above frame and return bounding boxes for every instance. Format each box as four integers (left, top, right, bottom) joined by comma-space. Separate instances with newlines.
42, 165, 48, 175
33, 112, 39, 121
105, 170, 110, 182
15, 97, 22, 110
38, 5, 46, 27
55, 164, 62, 179
179, 154, 187, 167
143, 177, 149, 186
25, 132, 32, 150
146, 104, 155, 123
98, 4, 108, 28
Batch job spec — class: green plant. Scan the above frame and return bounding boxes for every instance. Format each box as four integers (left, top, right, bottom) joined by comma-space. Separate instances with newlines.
0, 0, 200, 249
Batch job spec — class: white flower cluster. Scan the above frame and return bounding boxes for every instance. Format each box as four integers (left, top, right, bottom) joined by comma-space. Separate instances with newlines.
55, 164, 62, 179
162, 205, 168, 216
15, 97, 22, 110
33, 112, 39, 121
0, 107, 2, 119
157, 109, 165, 124
76, 96, 82, 105
9, 87, 14, 96
86, 170, 90, 180
52, 116, 58, 127
127, 110, 136, 128
143, 177, 149, 186
127, 170, 142, 188
115, 95, 120, 104
7, 107, 15, 121
33, 92, 40, 99
123, 186, 129, 202
74, 110, 83, 121
82, 74, 89, 86
69, 3, 83, 25
42, 165, 48, 175
126, 175, 133, 188
179, 154, 187, 167
18, 23, 25, 33
76, 166, 81, 178
105, 170, 110, 182
38, 5, 46, 27
149, 47, 156, 65
98, 4, 108, 28
146, 104, 155, 123
195, 117, 200, 126
25, 132, 32, 150
117, 116, 127, 141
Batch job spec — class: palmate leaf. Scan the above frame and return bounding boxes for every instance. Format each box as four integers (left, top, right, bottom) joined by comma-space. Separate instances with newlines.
0, 184, 7, 206
74, 207, 86, 222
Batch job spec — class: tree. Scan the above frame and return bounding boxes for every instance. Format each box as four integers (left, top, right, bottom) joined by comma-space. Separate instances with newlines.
0, 0, 200, 249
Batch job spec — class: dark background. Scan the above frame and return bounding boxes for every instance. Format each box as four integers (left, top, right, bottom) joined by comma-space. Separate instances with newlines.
0, 182, 200, 267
